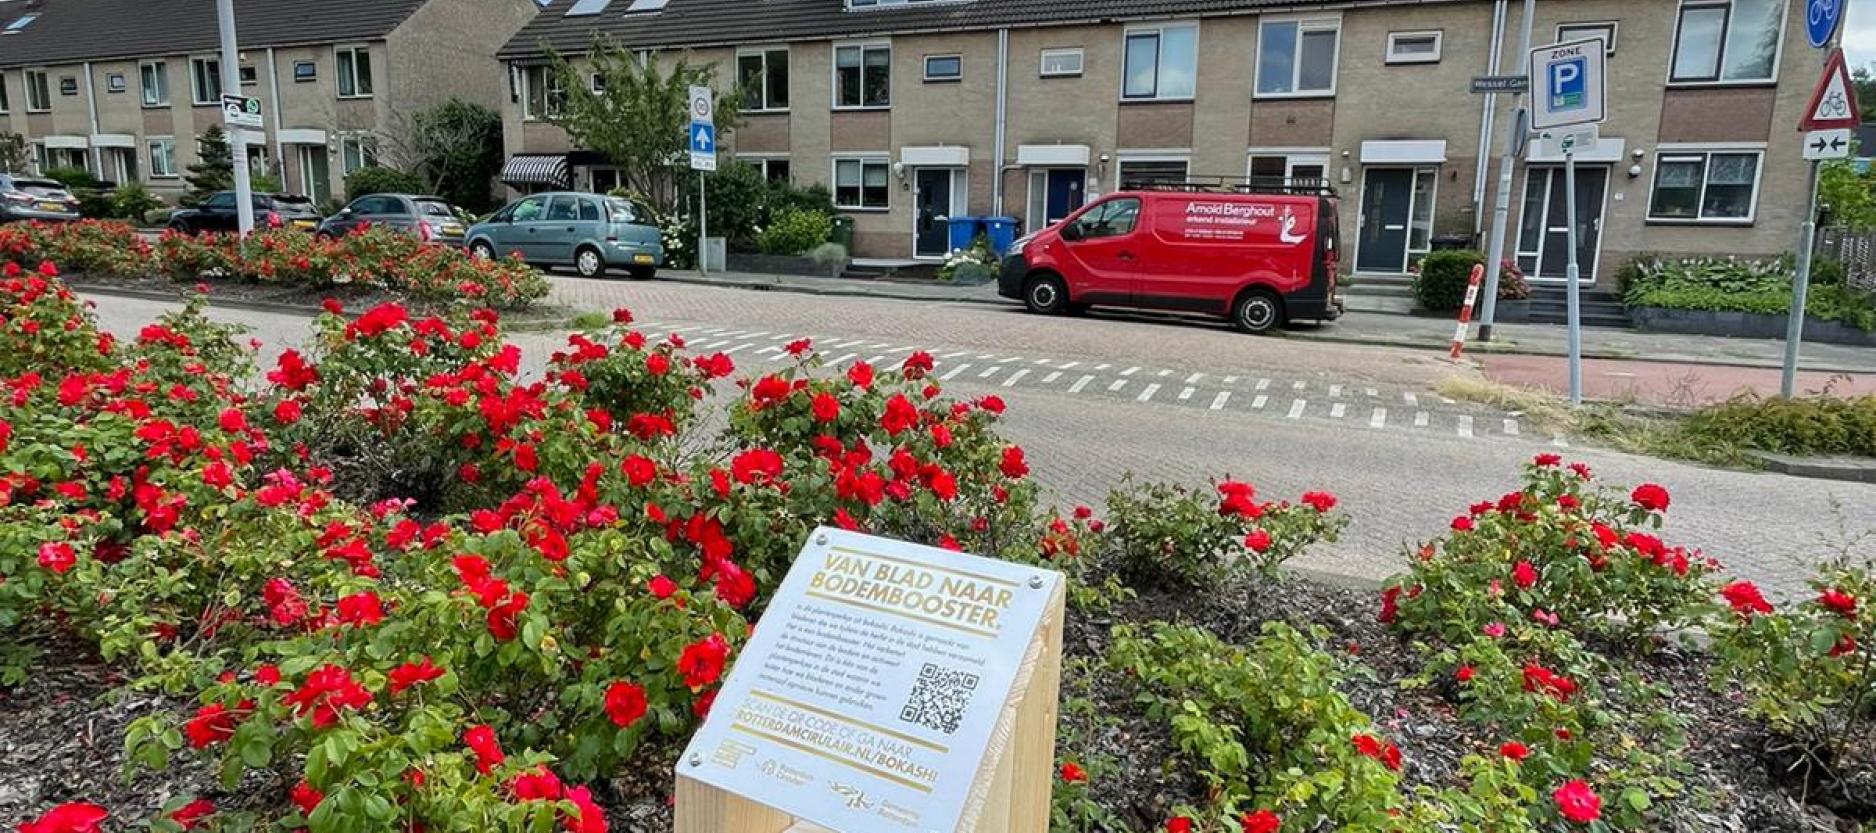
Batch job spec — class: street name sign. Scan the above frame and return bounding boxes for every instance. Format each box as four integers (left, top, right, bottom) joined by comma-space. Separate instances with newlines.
1808, 0, 1845, 48
1469, 75, 1529, 94
1803, 128, 1853, 160
1527, 39, 1607, 131
221, 94, 262, 129
1798, 48, 1860, 131
676, 528, 1066, 833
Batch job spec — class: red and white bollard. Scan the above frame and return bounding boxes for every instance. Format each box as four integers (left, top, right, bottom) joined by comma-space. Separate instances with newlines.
1449, 263, 1486, 361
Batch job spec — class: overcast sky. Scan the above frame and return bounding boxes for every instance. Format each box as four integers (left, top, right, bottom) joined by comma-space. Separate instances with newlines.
1848, 2, 1876, 70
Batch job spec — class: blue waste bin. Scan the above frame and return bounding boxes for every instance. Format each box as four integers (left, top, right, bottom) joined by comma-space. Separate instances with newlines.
983, 217, 1019, 257
946, 216, 982, 252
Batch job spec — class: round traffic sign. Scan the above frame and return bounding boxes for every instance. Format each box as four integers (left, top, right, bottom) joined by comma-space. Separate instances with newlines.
1808, 0, 1844, 48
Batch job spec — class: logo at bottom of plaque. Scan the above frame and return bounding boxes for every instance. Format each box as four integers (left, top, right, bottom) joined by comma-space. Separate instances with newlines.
829, 782, 872, 810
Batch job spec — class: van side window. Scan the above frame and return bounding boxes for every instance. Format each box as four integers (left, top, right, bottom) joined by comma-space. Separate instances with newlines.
1071, 198, 1141, 239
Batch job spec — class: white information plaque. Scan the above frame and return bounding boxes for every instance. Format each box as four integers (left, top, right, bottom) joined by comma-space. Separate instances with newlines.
677, 527, 1064, 833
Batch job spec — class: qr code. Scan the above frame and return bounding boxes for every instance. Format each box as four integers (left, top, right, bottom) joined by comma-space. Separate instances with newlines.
899, 663, 979, 735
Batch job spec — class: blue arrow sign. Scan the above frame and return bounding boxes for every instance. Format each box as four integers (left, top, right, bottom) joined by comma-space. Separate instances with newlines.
690, 122, 715, 154
1808, 0, 1844, 48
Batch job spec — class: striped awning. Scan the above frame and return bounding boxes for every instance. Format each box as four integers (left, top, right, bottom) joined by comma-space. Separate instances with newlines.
501, 154, 569, 187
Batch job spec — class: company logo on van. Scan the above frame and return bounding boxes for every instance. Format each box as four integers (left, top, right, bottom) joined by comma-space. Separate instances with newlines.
1184, 201, 1277, 220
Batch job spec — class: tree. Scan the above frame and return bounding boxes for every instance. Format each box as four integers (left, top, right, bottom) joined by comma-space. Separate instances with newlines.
1855, 64, 1876, 123
183, 126, 234, 207
1819, 159, 1876, 230
547, 39, 740, 215
407, 100, 504, 212
0, 134, 29, 174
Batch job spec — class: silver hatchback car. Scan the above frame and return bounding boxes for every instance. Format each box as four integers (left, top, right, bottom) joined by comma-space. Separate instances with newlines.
465, 192, 664, 280
0, 175, 81, 222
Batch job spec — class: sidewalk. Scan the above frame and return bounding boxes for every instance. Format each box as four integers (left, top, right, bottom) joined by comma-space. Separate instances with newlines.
600, 267, 1876, 376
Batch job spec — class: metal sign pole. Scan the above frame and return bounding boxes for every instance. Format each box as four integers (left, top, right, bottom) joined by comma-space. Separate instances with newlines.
1563, 136, 1583, 406
216, 0, 254, 236
698, 175, 708, 277
1476, 0, 1538, 342
1780, 159, 1822, 398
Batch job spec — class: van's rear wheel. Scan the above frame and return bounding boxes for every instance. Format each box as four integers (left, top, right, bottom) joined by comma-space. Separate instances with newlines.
1232, 289, 1285, 334
1024, 275, 1069, 315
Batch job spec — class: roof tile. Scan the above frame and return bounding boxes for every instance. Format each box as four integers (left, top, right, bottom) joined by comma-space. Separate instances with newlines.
0, 0, 432, 69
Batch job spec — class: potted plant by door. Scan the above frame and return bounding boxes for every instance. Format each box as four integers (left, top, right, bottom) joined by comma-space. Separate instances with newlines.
1494, 260, 1533, 323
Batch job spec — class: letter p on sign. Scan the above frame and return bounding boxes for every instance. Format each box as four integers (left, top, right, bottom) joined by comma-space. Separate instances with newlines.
1549, 59, 1585, 111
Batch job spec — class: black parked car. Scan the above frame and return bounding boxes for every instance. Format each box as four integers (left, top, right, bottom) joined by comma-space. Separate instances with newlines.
167, 191, 319, 234
316, 193, 467, 246
0, 174, 81, 222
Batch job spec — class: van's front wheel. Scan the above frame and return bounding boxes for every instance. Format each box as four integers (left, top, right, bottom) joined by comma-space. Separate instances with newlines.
1232, 289, 1285, 334
1024, 274, 1070, 315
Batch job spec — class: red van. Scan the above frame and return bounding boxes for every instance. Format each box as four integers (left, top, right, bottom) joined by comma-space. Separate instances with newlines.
998, 182, 1342, 333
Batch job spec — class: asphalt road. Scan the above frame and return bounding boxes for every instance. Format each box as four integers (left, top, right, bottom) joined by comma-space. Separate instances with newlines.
81, 283, 1876, 598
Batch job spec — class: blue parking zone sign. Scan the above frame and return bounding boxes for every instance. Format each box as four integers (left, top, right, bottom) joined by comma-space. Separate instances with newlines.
1528, 39, 1605, 130
1547, 57, 1587, 112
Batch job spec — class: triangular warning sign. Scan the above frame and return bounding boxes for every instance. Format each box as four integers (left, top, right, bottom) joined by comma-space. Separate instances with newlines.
1800, 47, 1860, 131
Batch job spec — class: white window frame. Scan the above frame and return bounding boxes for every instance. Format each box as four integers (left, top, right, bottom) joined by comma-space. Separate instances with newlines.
293, 60, 317, 82
336, 46, 374, 99
1040, 47, 1084, 78
1557, 21, 1618, 56
1644, 145, 1765, 224
1120, 22, 1199, 101
340, 134, 379, 175
139, 61, 168, 107
189, 57, 220, 105
29, 142, 46, 175
1385, 30, 1443, 65
737, 46, 790, 112
589, 72, 606, 93
922, 54, 963, 82
1246, 148, 1331, 184
1113, 152, 1191, 190
23, 69, 49, 112
0, 76, 8, 113
832, 41, 892, 110
105, 72, 126, 93
831, 155, 892, 211
1255, 14, 1342, 99
1666, 0, 1787, 86
520, 65, 566, 121
738, 154, 792, 183
148, 136, 177, 179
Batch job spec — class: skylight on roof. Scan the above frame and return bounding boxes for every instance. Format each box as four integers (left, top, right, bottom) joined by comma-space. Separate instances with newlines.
564, 0, 613, 16
3, 13, 38, 33
623, 0, 669, 13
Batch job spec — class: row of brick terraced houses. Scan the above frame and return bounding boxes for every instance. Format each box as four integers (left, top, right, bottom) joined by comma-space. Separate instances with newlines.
0, 0, 1825, 285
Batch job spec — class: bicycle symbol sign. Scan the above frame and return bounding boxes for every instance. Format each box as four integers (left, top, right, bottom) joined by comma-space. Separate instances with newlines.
1821, 89, 1850, 119
1807, 0, 1843, 47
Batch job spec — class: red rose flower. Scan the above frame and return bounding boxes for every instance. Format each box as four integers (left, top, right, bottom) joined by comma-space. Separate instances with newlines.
1239, 809, 1281, 833
290, 781, 324, 816
1820, 588, 1857, 617
811, 392, 840, 422
1552, 779, 1601, 824
1301, 491, 1337, 512
999, 445, 1029, 479
1499, 741, 1530, 761
847, 360, 875, 388
1631, 483, 1670, 512
335, 591, 385, 627
1456, 665, 1475, 683
605, 681, 648, 728
512, 766, 563, 801
1166, 819, 1193, 833
902, 351, 934, 378
36, 541, 75, 574
387, 657, 445, 694
465, 724, 505, 775
1512, 560, 1538, 589
1352, 734, 1402, 770
1058, 761, 1087, 783
880, 394, 919, 435
1451, 515, 1475, 532
283, 665, 371, 728
678, 633, 731, 688
1533, 452, 1562, 467
564, 785, 607, 833
169, 798, 215, 830
1721, 580, 1772, 616
1244, 529, 1272, 554
183, 700, 251, 748
648, 575, 678, 599
18, 802, 108, 833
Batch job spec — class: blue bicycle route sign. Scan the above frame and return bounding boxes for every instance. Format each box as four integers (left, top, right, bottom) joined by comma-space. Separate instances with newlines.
1808, 0, 1844, 49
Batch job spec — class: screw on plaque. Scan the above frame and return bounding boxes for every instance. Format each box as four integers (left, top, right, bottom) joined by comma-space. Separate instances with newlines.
1028, 575, 1044, 589
689, 753, 702, 767
815, 532, 829, 546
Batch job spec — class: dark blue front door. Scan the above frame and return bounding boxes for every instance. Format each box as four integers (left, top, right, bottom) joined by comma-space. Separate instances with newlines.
1045, 169, 1086, 226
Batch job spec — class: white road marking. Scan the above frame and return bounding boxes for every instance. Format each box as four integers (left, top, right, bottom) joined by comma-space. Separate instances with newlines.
1370, 407, 1387, 429
756, 346, 781, 355
693, 339, 728, 349
1210, 391, 1231, 410
1137, 383, 1161, 402
1121, 366, 1141, 376
1365, 387, 1378, 397
941, 363, 972, 381
1253, 395, 1268, 409
1034, 358, 1052, 365
1293, 380, 1307, 391
830, 353, 856, 365
1329, 384, 1344, 398
1186, 373, 1205, 384
1003, 369, 1031, 387
1287, 399, 1307, 419
1415, 411, 1430, 427
1223, 376, 1239, 384
1059, 361, 1081, 370
977, 353, 997, 360
1504, 419, 1520, 436
1107, 379, 1128, 392
722, 342, 753, 355
1177, 387, 1195, 401
1330, 402, 1347, 418
831, 339, 865, 348
1458, 415, 1475, 438
865, 355, 886, 365
1553, 436, 1571, 447
977, 366, 1003, 378
1404, 392, 1420, 406
1069, 375, 1095, 393
1094, 363, 1111, 371
1157, 369, 1172, 377
942, 350, 971, 359
1256, 378, 1271, 391
1042, 371, 1062, 383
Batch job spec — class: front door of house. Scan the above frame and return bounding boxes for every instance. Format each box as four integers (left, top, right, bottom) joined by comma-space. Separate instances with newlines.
298, 146, 331, 204
1046, 169, 1085, 226
1356, 167, 1414, 273
914, 168, 954, 258
1519, 166, 1608, 282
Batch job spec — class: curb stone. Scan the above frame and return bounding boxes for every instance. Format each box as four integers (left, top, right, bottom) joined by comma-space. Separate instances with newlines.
1744, 451, 1876, 484
69, 281, 572, 329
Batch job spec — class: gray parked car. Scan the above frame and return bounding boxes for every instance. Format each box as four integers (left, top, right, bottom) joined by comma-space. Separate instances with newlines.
465, 192, 663, 279
317, 193, 467, 246
0, 174, 81, 222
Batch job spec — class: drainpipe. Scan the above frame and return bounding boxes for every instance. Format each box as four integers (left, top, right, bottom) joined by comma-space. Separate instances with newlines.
992, 28, 1009, 216
266, 47, 285, 192
1472, 0, 1506, 237
82, 61, 101, 179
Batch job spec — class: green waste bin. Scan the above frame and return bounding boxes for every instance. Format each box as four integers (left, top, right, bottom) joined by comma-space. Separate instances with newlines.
830, 216, 855, 252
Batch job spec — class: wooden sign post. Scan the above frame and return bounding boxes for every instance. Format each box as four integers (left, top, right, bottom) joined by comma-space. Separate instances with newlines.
675, 527, 1067, 833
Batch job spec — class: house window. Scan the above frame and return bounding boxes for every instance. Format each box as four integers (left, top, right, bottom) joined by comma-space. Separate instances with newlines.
190, 58, 221, 104
239, 65, 258, 86
923, 54, 962, 82
1040, 48, 1084, 78
589, 72, 606, 93
337, 47, 374, 98
58, 76, 77, 96
744, 157, 791, 183
737, 48, 789, 111
294, 60, 316, 82
1117, 158, 1189, 189
1670, 0, 1783, 84
148, 138, 177, 178
1122, 23, 1197, 100
24, 70, 49, 111
521, 65, 566, 120
1257, 17, 1340, 96
1648, 150, 1762, 222
1248, 151, 1329, 185
1558, 22, 1619, 55
4, 13, 38, 33
140, 61, 168, 106
1386, 31, 1442, 64
30, 142, 46, 175
106, 73, 126, 93
340, 135, 379, 174
0, 78, 8, 113
833, 157, 890, 209
834, 43, 890, 108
